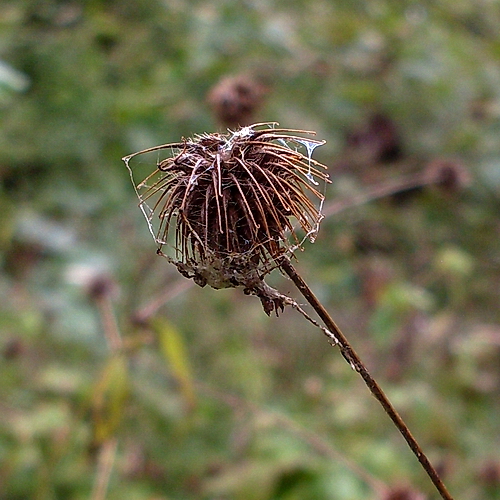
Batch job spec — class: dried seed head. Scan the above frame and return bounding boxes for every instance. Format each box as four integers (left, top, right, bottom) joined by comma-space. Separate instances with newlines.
478, 460, 500, 487
424, 158, 471, 195
383, 486, 427, 500
124, 123, 329, 290
207, 75, 269, 128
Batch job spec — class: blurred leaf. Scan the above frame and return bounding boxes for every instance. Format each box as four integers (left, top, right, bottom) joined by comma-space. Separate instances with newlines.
434, 246, 475, 277
91, 354, 129, 444
10, 403, 71, 441
15, 211, 77, 253
369, 282, 433, 345
37, 365, 88, 395
152, 317, 196, 409
0, 196, 15, 250
204, 460, 278, 500
0, 60, 29, 92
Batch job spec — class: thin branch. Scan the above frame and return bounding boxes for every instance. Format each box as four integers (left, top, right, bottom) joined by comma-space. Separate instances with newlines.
322, 171, 432, 218
94, 291, 123, 353
133, 278, 194, 324
90, 280, 123, 500
279, 257, 454, 500
90, 439, 118, 500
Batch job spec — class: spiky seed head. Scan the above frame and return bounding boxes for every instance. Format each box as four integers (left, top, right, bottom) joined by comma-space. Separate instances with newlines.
124, 123, 329, 290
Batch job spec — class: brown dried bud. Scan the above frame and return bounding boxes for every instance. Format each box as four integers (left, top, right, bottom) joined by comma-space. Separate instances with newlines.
3, 338, 25, 360
478, 460, 500, 487
424, 159, 471, 195
87, 275, 116, 300
382, 486, 427, 500
207, 75, 268, 128
344, 113, 403, 166
124, 124, 329, 290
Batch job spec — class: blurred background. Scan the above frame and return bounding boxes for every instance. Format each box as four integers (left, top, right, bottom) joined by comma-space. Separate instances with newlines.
1, 1, 500, 499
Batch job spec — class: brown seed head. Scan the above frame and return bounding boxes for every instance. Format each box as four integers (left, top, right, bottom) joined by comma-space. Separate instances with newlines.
424, 159, 471, 195
383, 486, 427, 500
124, 123, 329, 289
207, 75, 269, 128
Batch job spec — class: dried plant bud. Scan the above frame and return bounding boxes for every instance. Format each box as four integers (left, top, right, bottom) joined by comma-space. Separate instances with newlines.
124, 123, 329, 292
382, 486, 427, 500
3, 338, 25, 360
478, 460, 500, 487
424, 159, 471, 195
87, 275, 116, 301
207, 75, 268, 128
344, 113, 403, 168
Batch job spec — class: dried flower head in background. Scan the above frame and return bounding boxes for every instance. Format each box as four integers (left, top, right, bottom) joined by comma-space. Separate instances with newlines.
424, 158, 471, 195
383, 486, 427, 500
207, 75, 269, 128
124, 123, 329, 291
342, 112, 403, 170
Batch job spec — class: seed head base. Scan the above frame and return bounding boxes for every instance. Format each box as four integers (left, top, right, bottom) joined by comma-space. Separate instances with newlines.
124, 123, 329, 293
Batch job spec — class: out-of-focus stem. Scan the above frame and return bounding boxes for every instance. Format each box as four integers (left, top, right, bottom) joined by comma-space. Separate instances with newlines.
322, 171, 432, 218
94, 292, 122, 352
90, 280, 122, 500
90, 438, 118, 500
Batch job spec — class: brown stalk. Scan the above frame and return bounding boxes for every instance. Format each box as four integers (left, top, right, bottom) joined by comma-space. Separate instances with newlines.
89, 278, 122, 500
279, 257, 454, 500
90, 439, 118, 500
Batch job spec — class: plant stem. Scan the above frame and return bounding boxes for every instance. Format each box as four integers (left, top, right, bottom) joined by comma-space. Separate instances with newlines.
95, 291, 123, 353
91, 282, 122, 500
322, 171, 432, 218
90, 438, 118, 500
280, 258, 454, 500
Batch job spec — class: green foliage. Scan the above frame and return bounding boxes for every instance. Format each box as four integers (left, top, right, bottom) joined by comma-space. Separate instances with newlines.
153, 317, 196, 408
1, 1, 500, 499
92, 354, 129, 443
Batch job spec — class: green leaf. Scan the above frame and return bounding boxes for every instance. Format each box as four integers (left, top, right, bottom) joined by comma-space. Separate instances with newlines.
91, 354, 129, 444
152, 317, 196, 409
